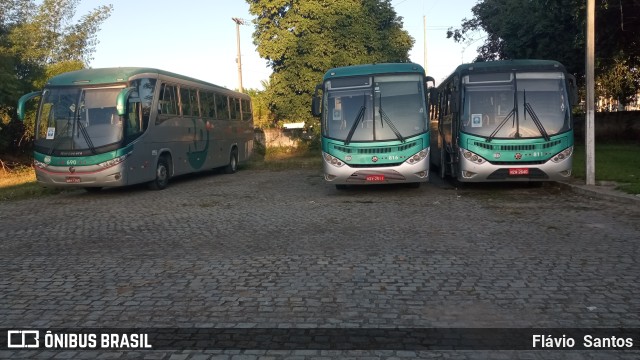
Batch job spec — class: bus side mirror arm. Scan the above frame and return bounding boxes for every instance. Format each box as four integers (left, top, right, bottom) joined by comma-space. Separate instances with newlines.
17, 91, 42, 121
116, 87, 136, 116
311, 83, 322, 117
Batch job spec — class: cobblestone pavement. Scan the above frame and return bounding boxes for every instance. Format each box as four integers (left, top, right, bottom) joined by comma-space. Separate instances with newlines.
1, 169, 639, 359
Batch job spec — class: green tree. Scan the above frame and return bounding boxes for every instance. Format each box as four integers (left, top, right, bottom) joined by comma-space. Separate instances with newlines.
0, 0, 112, 157
246, 80, 276, 129
447, 0, 640, 106
247, 0, 413, 131
597, 52, 639, 110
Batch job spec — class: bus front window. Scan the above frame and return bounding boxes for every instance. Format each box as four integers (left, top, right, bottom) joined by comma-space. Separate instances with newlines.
461, 72, 571, 139
36, 87, 125, 153
323, 74, 427, 142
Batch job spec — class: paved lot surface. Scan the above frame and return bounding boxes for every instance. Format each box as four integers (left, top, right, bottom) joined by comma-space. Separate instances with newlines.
1, 168, 639, 359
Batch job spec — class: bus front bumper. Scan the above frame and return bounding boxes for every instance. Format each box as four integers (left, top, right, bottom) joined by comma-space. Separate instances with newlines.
34, 163, 128, 188
457, 149, 573, 182
323, 153, 430, 185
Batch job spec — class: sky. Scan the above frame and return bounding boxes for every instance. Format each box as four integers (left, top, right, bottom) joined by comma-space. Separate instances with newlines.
75, 0, 484, 90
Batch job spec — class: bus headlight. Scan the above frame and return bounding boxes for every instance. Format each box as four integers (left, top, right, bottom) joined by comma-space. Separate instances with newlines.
323, 152, 344, 167
33, 159, 48, 169
98, 154, 129, 169
551, 146, 573, 163
405, 148, 429, 165
462, 149, 486, 164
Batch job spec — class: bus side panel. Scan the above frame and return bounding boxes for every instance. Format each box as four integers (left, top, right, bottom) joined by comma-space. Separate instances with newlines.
124, 138, 156, 186
150, 116, 190, 176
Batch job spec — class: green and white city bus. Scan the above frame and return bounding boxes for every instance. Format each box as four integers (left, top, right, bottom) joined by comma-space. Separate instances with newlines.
429, 59, 577, 182
311, 63, 435, 189
17, 67, 253, 191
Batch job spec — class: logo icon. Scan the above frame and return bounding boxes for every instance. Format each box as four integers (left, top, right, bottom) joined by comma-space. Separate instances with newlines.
371, 156, 379, 163
69, 166, 76, 174
514, 153, 522, 160
7, 330, 40, 348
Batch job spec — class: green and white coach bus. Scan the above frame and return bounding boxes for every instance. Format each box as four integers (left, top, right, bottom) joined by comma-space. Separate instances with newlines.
311, 63, 435, 188
17, 67, 253, 191
429, 60, 577, 182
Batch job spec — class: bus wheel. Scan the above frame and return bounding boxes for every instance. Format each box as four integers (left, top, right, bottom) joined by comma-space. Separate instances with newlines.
224, 149, 238, 174
149, 157, 169, 190
84, 187, 102, 193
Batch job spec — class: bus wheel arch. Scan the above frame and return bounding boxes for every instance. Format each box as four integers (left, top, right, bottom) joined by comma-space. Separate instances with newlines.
224, 146, 239, 174
149, 153, 172, 190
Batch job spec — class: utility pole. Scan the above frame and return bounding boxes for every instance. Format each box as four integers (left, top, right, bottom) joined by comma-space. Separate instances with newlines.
585, 0, 595, 185
232, 17, 246, 93
423, 15, 427, 74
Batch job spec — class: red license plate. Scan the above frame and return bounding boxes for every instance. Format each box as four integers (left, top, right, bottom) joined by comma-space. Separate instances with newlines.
65, 176, 81, 183
366, 175, 385, 182
508, 168, 529, 176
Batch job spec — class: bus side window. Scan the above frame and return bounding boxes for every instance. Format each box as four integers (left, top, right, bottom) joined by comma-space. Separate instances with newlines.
229, 98, 240, 120
201, 91, 215, 118
160, 84, 178, 115
241, 98, 252, 121
126, 100, 143, 142
215, 93, 230, 120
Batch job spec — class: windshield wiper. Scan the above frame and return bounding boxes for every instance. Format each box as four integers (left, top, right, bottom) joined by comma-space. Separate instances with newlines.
378, 108, 405, 143
377, 93, 405, 143
74, 110, 97, 154
344, 105, 366, 145
76, 115, 97, 154
48, 117, 72, 155
486, 107, 515, 142
487, 76, 520, 142
523, 90, 550, 141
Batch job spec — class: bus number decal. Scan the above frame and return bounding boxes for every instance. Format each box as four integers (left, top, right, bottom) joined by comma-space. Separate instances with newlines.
388, 155, 399, 161
66, 160, 77, 165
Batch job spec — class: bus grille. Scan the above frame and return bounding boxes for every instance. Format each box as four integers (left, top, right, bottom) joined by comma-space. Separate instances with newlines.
489, 160, 547, 165
349, 162, 403, 168
472, 140, 563, 151
541, 140, 562, 148
333, 141, 419, 155
499, 144, 535, 151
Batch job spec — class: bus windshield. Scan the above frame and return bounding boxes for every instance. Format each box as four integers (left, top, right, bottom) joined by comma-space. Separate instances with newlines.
36, 86, 124, 153
461, 72, 571, 139
323, 74, 427, 142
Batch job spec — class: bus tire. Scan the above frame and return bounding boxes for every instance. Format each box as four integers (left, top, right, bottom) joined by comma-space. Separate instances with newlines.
224, 148, 238, 174
149, 157, 170, 190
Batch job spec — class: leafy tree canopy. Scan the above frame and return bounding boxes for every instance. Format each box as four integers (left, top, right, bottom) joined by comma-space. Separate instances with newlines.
0, 0, 112, 155
247, 0, 414, 128
447, 0, 640, 105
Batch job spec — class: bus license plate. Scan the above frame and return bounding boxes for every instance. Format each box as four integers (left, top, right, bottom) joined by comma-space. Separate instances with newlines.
366, 175, 385, 182
65, 176, 81, 183
508, 168, 529, 176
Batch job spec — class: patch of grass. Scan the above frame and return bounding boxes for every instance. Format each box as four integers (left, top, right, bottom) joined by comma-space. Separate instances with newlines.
572, 143, 640, 194
0, 165, 68, 201
245, 145, 322, 171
